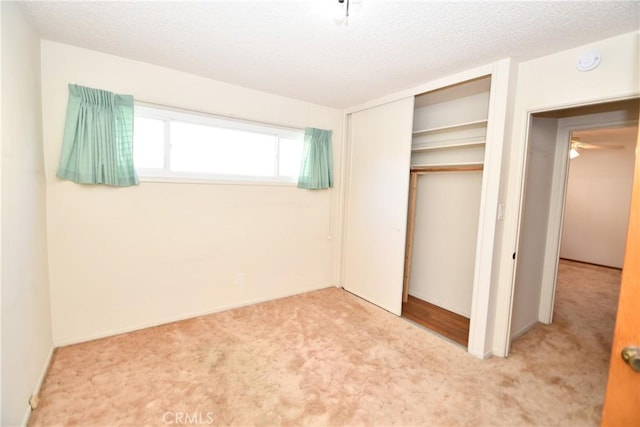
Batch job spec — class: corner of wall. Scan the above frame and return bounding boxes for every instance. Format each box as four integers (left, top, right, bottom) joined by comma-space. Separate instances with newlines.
20, 346, 55, 427
1, 2, 54, 426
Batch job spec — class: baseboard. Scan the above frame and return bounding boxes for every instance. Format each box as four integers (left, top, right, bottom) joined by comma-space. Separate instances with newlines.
468, 347, 493, 360
509, 319, 539, 341
20, 345, 55, 427
54, 285, 335, 348
559, 257, 622, 270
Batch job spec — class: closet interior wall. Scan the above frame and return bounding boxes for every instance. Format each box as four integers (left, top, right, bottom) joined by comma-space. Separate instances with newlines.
404, 76, 492, 321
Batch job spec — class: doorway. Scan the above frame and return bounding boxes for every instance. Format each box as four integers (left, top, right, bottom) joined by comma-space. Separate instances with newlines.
560, 125, 638, 268
510, 98, 639, 342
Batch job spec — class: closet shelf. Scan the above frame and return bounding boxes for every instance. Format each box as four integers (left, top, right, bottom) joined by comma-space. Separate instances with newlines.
410, 162, 484, 170
412, 119, 488, 136
411, 140, 485, 152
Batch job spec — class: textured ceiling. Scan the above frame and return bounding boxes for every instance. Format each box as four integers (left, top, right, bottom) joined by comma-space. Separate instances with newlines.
19, 1, 640, 108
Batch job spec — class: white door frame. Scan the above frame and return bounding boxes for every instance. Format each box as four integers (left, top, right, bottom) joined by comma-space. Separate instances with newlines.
538, 113, 639, 323
467, 59, 513, 358
494, 96, 639, 357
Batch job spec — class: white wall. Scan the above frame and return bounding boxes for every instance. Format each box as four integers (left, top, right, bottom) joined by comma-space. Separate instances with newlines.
510, 117, 558, 338
408, 171, 483, 317
1, 3, 54, 426
481, 61, 519, 357
494, 31, 639, 354
40, 41, 344, 345
560, 127, 637, 268
513, 32, 639, 110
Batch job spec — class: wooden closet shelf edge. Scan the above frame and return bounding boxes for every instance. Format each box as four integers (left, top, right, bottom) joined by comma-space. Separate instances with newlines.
410, 164, 484, 173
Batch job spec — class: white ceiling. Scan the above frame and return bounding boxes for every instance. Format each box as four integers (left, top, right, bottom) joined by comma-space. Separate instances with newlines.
573, 125, 638, 147
19, 1, 640, 108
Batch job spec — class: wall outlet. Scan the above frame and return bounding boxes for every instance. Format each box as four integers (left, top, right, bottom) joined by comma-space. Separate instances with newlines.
235, 273, 245, 286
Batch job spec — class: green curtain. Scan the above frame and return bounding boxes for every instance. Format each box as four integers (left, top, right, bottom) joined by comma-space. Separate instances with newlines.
297, 127, 333, 190
56, 84, 138, 187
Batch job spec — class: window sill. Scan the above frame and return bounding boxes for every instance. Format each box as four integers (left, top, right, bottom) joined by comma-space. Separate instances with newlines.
136, 172, 298, 187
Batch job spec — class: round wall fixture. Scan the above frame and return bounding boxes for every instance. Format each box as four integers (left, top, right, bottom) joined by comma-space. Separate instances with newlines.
576, 50, 601, 71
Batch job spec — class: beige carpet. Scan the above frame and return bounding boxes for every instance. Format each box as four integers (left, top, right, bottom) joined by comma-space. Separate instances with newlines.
28, 260, 620, 426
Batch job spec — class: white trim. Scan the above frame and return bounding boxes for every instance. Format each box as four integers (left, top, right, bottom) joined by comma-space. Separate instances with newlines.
21, 346, 54, 427
411, 140, 485, 152
338, 112, 355, 288
467, 347, 495, 360
345, 63, 494, 114
413, 119, 488, 136
467, 58, 513, 358
333, 110, 349, 286
135, 104, 303, 138
135, 101, 305, 133
537, 125, 572, 324
136, 171, 298, 187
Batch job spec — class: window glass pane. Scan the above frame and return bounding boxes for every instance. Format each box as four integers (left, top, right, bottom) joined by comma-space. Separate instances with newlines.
170, 121, 276, 176
134, 117, 165, 168
279, 137, 303, 177
133, 104, 306, 183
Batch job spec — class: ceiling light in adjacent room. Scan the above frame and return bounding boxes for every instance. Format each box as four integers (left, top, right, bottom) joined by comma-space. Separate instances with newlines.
569, 147, 581, 159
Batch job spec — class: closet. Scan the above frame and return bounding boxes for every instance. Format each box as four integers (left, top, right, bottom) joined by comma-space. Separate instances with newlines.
342, 60, 512, 358
402, 76, 491, 346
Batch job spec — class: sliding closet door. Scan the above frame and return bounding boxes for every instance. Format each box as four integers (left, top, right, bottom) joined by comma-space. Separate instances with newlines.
343, 97, 414, 315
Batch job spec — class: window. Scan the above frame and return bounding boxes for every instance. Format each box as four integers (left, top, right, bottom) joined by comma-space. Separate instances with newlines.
133, 104, 304, 184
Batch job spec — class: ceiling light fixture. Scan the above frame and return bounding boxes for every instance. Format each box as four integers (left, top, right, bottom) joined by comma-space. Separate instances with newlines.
334, 0, 361, 26
569, 140, 581, 159
569, 147, 581, 159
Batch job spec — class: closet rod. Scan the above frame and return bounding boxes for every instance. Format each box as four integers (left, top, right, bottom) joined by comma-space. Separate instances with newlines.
410, 164, 483, 174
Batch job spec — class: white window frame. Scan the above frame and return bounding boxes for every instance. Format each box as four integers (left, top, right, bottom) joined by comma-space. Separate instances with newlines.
134, 103, 304, 186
